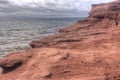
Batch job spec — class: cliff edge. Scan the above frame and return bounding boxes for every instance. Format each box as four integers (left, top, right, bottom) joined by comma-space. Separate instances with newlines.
30, 0, 120, 49
0, 0, 120, 80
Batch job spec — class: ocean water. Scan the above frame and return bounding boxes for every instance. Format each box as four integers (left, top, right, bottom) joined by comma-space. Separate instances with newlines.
0, 18, 82, 57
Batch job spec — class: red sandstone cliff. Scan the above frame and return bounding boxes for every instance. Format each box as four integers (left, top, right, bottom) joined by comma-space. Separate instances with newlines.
0, 0, 120, 80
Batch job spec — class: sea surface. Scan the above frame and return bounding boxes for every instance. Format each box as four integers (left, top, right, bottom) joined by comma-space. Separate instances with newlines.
0, 18, 83, 57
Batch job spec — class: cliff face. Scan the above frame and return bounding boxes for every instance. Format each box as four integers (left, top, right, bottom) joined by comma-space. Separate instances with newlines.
0, 0, 120, 80
30, 0, 120, 49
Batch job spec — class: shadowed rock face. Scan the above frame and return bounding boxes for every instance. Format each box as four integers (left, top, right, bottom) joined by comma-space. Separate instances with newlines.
0, 0, 120, 80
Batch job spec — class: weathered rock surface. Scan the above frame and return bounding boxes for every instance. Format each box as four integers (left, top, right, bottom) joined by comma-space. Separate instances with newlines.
30, 0, 120, 49
0, 0, 120, 80
0, 47, 120, 80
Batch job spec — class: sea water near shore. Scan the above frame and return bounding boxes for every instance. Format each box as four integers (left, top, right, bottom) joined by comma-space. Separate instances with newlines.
0, 18, 83, 57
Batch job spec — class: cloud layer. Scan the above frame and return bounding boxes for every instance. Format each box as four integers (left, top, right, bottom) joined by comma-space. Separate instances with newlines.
0, 0, 114, 18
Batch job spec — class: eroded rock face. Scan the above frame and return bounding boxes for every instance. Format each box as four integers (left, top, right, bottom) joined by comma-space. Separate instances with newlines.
30, 0, 120, 49
0, 52, 33, 74
0, 48, 120, 80
0, 0, 120, 80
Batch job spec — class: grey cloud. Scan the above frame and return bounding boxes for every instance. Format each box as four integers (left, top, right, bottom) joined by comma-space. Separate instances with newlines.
0, 0, 113, 18
0, 0, 86, 17
0, 0, 9, 4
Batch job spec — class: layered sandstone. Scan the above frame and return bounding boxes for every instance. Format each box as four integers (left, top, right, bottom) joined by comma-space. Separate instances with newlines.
30, 0, 120, 49
0, 0, 120, 80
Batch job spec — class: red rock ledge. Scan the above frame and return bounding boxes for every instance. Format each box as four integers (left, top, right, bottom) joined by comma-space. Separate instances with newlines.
0, 0, 120, 80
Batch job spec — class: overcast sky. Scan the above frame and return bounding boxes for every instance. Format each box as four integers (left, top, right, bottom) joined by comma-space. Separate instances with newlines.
0, 0, 114, 18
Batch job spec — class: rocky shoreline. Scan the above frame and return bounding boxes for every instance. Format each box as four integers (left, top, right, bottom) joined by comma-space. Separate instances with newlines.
0, 0, 120, 80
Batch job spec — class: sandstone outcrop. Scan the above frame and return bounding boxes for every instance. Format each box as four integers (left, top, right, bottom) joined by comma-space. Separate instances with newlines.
30, 0, 120, 49
0, 0, 120, 80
